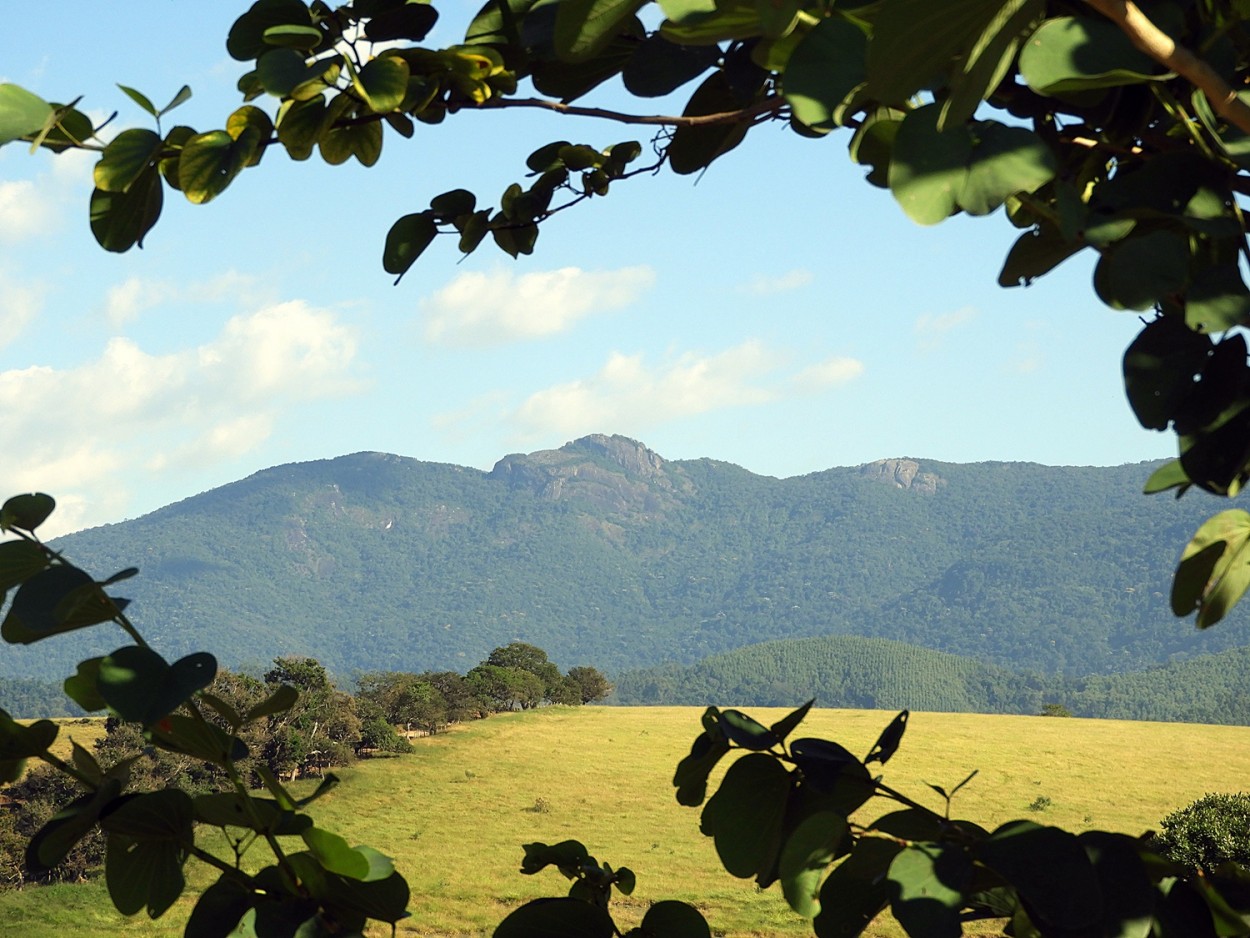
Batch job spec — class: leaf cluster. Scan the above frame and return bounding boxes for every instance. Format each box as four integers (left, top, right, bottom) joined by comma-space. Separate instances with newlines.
0, 494, 410, 935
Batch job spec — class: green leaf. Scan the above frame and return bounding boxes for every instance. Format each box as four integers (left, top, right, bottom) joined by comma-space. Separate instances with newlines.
101, 789, 194, 841
383, 212, 438, 282
185, 875, 256, 938
356, 56, 410, 113
65, 658, 107, 712
150, 714, 248, 765
520, 839, 591, 877
940, 0, 1042, 130
888, 842, 970, 938
813, 837, 903, 938
768, 698, 814, 743
867, 0, 1016, 104
275, 96, 326, 160
657, 0, 717, 22
1019, 15, 1169, 96
492, 222, 539, 258
865, 709, 908, 765
719, 708, 779, 750
622, 35, 719, 97
668, 71, 754, 175
319, 120, 383, 167
780, 811, 847, 918
179, 130, 252, 205
117, 85, 157, 117
672, 731, 731, 806
193, 792, 311, 835
159, 85, 192, 117
1144, 459, 1190, 495
1172, 510, 1250, 627
889, 105, 973, 225
639, 900, 710, 937
90, 167, 164, 251
0, 83, 53, 145
0, 710, 57, 766
1, 493, 56, 532
700, 752, 791, 877
959, 123, 1056, 216
26, 779, 122, 873
998, 224, 1083, 287
495, 897, 615, 938
1078, 831, 1153, 938
555, 0, 645, 63
783, 17, 867, 133
71, 741, 103, 785
976, 820, 1102, 931
302, 827, 391, 880
1122, 315, 1212, 432
0, 539, 49, 592
105, 832, 186, 918
1095, 230, 1191, 311
227, 0, 314, 61
97, 646, 217, 726
2, 564, 104, 645
364, 4, 439, 42
430, 188, 477, 217
262, 23, 323, 49
316, 867, 411, 924
244, 683, 299, 722
94, 129, 164, 193
1187, 264, 1250, 333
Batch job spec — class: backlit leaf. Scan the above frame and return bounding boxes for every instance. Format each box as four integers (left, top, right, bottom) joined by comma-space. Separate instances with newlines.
700, 752, 791, 877
1, 493, 56, 532
1019, 15, 1169, 95
90, 168, 164, 251
383, 212, 438, 282
555, 0, 645, 63
1173, 510, 1250, 627
784, 17, 867, 132
889, 105, 972, 225
0, 83, 53, 145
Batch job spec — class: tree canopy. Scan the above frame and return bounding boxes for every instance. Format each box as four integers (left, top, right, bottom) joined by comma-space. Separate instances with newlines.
6, 0, 1250, 620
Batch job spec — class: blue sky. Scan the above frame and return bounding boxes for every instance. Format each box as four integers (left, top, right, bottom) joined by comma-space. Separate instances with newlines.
2, 2, 1173, 536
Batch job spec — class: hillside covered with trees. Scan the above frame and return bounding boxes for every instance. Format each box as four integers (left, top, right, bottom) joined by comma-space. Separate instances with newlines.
10, 435, 1237, 689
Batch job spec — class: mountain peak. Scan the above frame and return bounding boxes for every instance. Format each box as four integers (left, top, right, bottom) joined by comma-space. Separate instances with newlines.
560, 434, 665, 477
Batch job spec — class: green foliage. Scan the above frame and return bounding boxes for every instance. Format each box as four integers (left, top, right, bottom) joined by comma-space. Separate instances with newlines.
0, 494, 410, 934
1153, 792, 1250, 872
1039, 703, 1072, 718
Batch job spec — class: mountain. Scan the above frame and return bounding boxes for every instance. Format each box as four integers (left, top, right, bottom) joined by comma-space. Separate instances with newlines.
4, 434, 1241, 684
611, 636, 1250, 725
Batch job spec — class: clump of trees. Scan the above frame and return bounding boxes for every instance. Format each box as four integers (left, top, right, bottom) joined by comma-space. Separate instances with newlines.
0, 631, 609, 893
358, 642, 613, 734
1152, 792, 1250, 872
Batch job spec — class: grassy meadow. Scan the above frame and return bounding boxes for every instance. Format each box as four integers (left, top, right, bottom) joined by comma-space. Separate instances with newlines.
4, 706, 1250, 936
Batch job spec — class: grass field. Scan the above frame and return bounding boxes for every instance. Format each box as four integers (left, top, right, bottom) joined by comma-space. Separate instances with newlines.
3, 706, 1250, 937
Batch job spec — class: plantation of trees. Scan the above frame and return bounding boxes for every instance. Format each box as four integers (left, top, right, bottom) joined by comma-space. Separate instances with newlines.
8, 0, 1250, 934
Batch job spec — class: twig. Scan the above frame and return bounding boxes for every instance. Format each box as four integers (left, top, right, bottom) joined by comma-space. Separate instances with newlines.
1084, 0, 1250, 135
474, 95, 787, 128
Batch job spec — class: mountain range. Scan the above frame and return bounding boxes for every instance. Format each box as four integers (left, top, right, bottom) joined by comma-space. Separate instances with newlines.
4, 434, 1245, 692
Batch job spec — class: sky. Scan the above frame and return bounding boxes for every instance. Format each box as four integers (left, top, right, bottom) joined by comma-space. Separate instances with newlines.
1, 2, 1176, 537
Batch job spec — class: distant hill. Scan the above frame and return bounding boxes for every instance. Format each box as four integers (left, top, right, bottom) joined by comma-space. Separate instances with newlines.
611, 636, 1250, 725
6, 433, 1244, 685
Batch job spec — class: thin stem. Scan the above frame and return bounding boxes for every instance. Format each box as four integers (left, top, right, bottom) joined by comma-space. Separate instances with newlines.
475, 95, 787, 128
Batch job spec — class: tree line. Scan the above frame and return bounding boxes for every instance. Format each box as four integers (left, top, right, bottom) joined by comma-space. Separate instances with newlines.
0, 642, 610, 890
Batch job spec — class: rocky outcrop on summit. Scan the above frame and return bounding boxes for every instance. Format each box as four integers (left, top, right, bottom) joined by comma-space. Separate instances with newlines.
489, 434, 693, 515
859, 458, 943, 495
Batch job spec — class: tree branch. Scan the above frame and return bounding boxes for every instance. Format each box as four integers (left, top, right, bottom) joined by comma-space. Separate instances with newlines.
473, 95, 786, 128
1085, 0, 1250, 135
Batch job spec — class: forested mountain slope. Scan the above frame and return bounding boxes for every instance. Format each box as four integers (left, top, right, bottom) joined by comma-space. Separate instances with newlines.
5, 434, 1240, 683
611, 636, 1250, 724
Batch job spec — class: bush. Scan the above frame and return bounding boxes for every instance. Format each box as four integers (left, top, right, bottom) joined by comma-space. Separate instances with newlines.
1039, 703, 1072, 717
1153, 792, 1250, 871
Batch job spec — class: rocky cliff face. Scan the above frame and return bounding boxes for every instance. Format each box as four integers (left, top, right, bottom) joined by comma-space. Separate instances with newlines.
489, 434, 693, 515
859, 458, 943, 495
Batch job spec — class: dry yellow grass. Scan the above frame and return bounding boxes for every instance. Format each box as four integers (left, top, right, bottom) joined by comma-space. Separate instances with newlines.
3, 706, 1249, 937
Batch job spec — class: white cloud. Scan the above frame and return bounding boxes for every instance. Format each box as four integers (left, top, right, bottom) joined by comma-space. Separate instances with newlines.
103, 271, 264, 328
421, 266, 655, 347
502, 341, 784, 440
915, 305, 979, 348
0, 268, 46, 348
742, 269, 813, 295
792, 356, 865, 391
0, 180, 54, 242
0, 300, 360, 535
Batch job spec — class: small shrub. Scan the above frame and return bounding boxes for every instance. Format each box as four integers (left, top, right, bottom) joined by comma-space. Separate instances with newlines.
1028, 796, 1052, 812
528, 797, 551, 814
1153, 792, 1250, 871
1039, 703, 1072, 718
